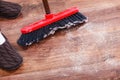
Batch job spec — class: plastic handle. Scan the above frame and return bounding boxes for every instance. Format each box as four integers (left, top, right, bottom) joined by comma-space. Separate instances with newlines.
21, 7, 79, 34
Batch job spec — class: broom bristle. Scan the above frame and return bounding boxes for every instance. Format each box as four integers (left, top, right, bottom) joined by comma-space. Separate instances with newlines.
17, 12, 87, 46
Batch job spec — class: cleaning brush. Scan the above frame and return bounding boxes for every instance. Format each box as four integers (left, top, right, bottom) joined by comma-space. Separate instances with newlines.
0, 32, 23, 70
17, 0, 88, 46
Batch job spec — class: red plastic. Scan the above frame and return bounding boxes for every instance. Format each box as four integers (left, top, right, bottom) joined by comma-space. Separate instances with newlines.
21, 7, 79, 34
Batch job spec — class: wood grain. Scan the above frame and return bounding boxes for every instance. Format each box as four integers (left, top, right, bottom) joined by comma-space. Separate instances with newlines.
0, 0, 120, 80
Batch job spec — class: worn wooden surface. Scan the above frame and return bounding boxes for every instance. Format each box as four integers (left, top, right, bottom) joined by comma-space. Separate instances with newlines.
0, 0, 120, 80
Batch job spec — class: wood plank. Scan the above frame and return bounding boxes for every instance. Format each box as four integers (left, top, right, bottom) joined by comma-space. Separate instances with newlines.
0, 0, 120, 80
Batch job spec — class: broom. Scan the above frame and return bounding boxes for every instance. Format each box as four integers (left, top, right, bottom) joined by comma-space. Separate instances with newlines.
17, 0, 88, 46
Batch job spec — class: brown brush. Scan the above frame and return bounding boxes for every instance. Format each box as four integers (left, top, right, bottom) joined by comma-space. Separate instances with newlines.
0, 0, 22, 19
0, 32, 23, 70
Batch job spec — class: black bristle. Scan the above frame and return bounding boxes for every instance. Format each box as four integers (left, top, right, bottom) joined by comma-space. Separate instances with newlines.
17, 12, 87, 46
76, 12, 87, 20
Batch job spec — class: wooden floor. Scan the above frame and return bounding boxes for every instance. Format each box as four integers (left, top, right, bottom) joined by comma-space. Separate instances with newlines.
0, 0, 120, 80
